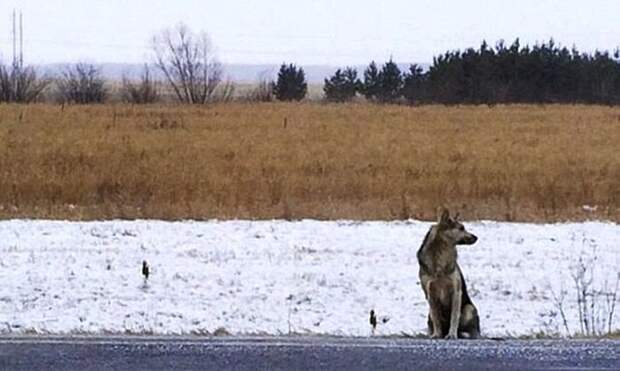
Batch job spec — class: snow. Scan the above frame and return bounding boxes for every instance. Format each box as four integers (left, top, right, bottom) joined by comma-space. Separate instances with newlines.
0, 219, 618, 337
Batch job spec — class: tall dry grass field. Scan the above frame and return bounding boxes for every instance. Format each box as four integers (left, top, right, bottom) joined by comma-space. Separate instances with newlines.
0, 103, 618, 221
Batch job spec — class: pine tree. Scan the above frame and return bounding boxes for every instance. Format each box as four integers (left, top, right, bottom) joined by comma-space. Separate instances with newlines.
376, 59, 403, 103
323, 67, 359, 102
402, 64, 426, 105
272, 63, 307, 101
361, 61, 380, 101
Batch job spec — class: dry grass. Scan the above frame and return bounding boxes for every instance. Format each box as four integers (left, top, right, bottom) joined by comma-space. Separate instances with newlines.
0, 103, 618, 221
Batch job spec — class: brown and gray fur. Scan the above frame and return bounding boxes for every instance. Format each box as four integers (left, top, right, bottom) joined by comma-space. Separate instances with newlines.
417, 209, 480, 339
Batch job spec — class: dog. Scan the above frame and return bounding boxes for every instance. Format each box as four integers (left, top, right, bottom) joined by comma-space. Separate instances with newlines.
417, 209, 480, 339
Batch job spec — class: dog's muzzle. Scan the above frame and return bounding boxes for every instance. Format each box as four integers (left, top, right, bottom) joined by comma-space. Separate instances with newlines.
461, 234, 478, 245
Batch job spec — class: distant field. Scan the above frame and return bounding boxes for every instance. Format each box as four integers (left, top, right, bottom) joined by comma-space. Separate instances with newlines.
0, 103, 618, 221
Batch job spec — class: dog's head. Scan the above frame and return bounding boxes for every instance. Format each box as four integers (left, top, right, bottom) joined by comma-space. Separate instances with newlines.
436, 209, 477, 245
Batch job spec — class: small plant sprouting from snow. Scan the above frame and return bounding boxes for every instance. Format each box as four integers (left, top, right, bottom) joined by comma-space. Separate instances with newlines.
546, 233, 619, 337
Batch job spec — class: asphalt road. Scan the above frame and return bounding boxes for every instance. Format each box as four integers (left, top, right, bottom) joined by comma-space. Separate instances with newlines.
0, 336, 618, 371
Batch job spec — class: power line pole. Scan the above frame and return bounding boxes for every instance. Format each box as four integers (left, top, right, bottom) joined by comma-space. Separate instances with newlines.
19, 10, 23, 69
11, 9, 18, 99
12, 9, 17, 69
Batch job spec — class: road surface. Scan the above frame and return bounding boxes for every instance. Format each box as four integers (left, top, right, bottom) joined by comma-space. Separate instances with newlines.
0, 336, 618, 370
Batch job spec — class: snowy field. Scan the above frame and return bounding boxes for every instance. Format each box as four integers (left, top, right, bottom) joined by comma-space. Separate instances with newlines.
0, 219, 618, 337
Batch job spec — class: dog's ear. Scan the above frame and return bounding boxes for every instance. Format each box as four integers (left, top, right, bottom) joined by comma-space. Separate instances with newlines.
438, 208, 450, 226
454, 212, 460, 221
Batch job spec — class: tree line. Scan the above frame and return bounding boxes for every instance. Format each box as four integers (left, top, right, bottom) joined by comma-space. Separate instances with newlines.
2, 29, 620, 105
319, 39, 620, 104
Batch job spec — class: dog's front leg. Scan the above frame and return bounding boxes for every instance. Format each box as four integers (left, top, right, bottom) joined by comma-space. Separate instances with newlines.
445, 284, 462, 339
426, 280, 443, 338
429, 303, 443, 339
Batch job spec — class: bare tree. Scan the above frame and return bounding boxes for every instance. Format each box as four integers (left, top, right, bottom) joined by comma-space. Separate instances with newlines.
244, 71, 274, 102
121, 64, 159, 104
0, 62, 48, 103
152, 23, 225, 104
56, 63, 107, 104
212, 79, 235, 102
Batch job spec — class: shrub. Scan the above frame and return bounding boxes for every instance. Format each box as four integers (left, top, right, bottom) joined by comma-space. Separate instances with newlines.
245, 72, 274, 102
0, 63, 48, 103
56, 63, 107, 104
121, 65, 159, 104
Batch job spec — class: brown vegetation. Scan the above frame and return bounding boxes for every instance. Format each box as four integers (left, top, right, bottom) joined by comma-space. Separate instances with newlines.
0, 103, 618, 221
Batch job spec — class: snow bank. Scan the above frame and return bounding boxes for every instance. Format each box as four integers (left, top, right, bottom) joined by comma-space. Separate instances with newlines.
0, 219, 617, 337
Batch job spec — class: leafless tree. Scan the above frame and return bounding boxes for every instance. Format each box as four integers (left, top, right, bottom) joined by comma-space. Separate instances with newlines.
56, 63, 107, 104
213, 79, 235, 102
244, 71, 274, 102
0, 62, 49, 103
152, 23, 225, 104
121, 64, 159, 104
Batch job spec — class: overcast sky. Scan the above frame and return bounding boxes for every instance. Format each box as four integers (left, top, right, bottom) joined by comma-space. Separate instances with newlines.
1, 0, 619, 65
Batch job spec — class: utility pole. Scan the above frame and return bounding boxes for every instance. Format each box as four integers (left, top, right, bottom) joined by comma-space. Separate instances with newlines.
19, 11, 23, 69
11, 9, 18, 99
12, 9, 17, 69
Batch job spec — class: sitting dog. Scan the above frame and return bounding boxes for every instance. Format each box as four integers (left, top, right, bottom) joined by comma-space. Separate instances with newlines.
417, 209, 480, 339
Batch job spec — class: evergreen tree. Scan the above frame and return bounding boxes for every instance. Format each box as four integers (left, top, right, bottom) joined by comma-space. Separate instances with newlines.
401, 64, 426, 104
361, 61, 380, 101
273, 63, 307, 101
376, 59, 403, 103
323, 67, 359, 102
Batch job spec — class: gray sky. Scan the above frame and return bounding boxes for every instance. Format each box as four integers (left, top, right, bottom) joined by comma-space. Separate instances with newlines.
1, 0, 619, 65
